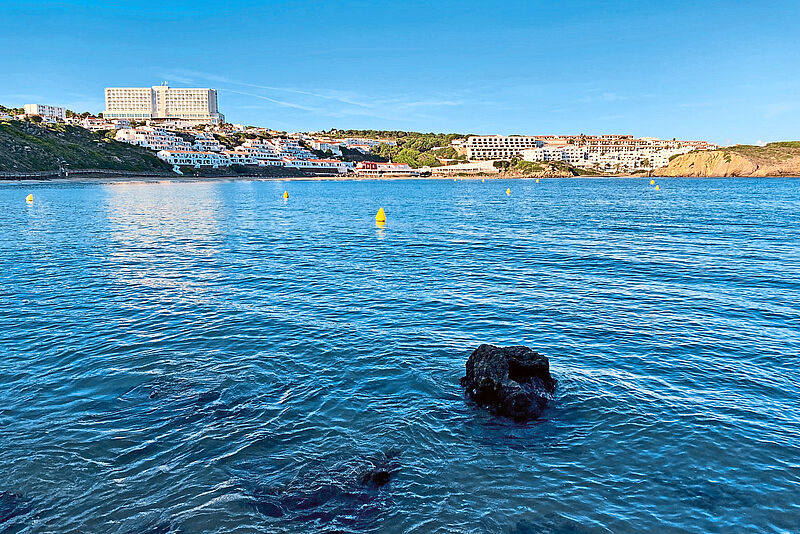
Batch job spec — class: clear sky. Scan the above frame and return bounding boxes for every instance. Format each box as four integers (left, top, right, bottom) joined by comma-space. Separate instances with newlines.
1, 0, 798, 145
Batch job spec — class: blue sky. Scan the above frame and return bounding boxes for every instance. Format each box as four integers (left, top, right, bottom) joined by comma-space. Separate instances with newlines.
1, 0, 798, 145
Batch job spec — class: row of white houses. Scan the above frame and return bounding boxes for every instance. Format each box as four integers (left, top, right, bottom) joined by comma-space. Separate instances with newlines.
520, 144, 696, 171
156, 149, 352, 173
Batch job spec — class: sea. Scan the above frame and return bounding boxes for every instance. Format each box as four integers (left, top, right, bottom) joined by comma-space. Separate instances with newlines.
1, 177, 798, 533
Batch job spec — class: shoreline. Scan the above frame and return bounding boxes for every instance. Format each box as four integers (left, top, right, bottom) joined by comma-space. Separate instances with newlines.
2, 172, 799, 185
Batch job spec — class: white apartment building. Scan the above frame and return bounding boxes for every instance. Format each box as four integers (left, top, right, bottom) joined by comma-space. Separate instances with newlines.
236, 139, 284, 165
115, 127, 192, 151
342, 138, 381, 148
157, 150, 228, 168
192, 133, 224, 152
464, 136, 545, 160
222, 150, 258, 166
271, 138, 313, 159
24, 104, 66, 121
523, 145, 590, 166
310, 140, 343, 156
646, 146, 694, 168
283, 157, 349, 174
103, 84, 225, 125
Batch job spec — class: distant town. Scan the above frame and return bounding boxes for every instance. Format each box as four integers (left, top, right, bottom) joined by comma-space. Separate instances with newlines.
2, 83, 719, 177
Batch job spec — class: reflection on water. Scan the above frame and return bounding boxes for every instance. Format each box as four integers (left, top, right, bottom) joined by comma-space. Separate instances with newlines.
0, 177, 799, 533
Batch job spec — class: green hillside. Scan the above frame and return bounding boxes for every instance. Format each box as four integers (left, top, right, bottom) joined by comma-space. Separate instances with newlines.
324, 129, 469, 168
0, 119, 172, 173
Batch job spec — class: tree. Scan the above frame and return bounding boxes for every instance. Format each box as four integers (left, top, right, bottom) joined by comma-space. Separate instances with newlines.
417, 153, 440, 167
393, 148, 421, 167
29, 115, 43, 123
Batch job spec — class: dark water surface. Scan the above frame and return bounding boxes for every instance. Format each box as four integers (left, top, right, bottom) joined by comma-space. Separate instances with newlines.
1, 177, 799, 533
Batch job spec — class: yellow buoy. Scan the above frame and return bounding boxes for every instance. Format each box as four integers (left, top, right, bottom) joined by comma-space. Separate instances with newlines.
26, 194, 33, 202
536, 178, 540, 183
506, 188, 511, 195
481, 179, 485, 182
282, 191, 289, 199
655, 185, 660, 191
649, 179, 655, 185
375, 207, 386, 223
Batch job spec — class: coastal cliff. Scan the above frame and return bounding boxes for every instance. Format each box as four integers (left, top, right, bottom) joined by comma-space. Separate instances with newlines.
654, 142, 800, 177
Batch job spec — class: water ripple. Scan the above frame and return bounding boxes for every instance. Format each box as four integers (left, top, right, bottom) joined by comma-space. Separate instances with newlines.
1, 178, 799, 533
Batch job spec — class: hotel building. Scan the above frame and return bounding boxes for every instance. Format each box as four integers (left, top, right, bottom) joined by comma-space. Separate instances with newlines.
103, 84, 224, 125
464, 136, 545, 160
23, 104, 66, 121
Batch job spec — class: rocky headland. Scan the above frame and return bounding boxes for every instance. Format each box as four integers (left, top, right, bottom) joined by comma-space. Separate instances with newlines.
654, 142, 800, 177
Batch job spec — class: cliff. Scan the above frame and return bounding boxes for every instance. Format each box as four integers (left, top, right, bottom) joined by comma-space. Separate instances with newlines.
0, 119, 172, 174
654, 142, 800, 177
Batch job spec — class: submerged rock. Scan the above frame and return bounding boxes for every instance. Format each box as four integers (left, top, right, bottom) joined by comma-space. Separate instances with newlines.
248, 450, 400, 524
460, 344, 556, 421
0, 491, 30, 524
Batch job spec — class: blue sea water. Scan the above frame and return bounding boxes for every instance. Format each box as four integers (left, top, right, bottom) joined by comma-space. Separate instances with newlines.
1, 177, 799, 534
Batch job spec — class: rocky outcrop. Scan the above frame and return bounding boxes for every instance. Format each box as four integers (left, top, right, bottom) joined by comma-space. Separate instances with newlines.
654, 143, 800, 177
460, 344, 556, 420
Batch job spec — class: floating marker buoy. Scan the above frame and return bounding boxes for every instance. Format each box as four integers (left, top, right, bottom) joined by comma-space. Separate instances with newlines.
506, 188, 511, 195
26, 194, 33, 202
481, 179, 485, 182
375, 207, 386, 223
283, 191, 289, 199
650, 179, 655, 185
655, 185, 660, 191
536, 179, 540, 183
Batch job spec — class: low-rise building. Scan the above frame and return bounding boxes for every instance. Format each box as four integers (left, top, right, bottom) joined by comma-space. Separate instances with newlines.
310, 139, 343, 156
272, 138, 313, 159
156, 149, 228, 168
236, 139, 284, 165
81, 117, 117, 131
222, 150, 258, 165
354, 161, 418, 176
431, 161, 500, 175
192, 133, 225, 152
282, 157, 349, 174
115, 127, 192, 151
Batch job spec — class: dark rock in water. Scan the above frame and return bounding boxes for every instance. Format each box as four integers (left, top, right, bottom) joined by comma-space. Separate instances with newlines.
360, 469, 391, 487
357, 450, 399, 488
248, 450, 400, 525
194, 390, 221, 406
0, 491, 30, 524
460, 344, 556, 421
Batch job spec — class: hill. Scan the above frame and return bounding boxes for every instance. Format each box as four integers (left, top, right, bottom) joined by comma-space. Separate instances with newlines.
0, 119, 172, 174
323, 129, 468, 168
654, 142, 800, 177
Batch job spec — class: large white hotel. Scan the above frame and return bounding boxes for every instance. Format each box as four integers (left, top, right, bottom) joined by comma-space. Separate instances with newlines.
102, 83, 224, 125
